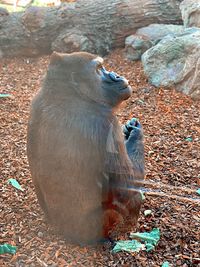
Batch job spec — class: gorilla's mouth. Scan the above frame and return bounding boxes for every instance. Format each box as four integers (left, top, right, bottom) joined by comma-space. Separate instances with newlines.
119, 86, 132, 100
120, 85, 132, 92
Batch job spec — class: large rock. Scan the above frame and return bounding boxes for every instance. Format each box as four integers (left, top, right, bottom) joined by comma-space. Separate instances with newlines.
180, 0, 200, 28
125, 34, 152, 61
142, 28, 200, 100
125, 24, 184, 61
136, 24, 184, 42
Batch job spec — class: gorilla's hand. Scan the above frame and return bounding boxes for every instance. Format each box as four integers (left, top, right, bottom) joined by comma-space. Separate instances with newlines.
123, 118, 144, 175
123, 118, 142, 141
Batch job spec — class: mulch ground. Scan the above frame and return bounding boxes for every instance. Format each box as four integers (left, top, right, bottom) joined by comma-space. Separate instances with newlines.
0, 49, 200, 267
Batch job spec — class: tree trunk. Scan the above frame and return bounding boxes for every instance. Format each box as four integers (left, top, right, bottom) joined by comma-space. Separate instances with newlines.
0, 0, 183, 57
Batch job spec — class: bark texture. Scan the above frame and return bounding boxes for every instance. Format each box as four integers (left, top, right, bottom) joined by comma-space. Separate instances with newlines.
0, 0, 183, 57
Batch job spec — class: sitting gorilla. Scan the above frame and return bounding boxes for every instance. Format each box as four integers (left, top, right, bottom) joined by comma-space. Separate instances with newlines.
27, 51, 144, 245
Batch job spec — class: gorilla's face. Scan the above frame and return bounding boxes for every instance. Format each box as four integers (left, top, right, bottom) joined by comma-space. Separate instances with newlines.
47, 52, 132, 108
92, 56, 132, 107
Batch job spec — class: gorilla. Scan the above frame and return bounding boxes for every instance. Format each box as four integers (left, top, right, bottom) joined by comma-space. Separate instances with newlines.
27, 51, 144, 245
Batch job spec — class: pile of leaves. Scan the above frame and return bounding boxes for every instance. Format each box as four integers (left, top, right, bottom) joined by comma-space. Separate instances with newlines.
0, 50, 199, 266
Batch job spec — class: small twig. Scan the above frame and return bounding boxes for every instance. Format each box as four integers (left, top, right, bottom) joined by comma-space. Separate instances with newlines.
146, 191, 200, 204
132, 179, 199, 194
36, 257, 48, 267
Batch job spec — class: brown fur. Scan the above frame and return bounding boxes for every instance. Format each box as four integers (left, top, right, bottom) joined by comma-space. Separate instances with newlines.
27, 52, 143, 245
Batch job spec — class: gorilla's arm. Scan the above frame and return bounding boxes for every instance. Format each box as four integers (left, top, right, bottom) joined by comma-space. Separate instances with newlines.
102, 118, 144, 236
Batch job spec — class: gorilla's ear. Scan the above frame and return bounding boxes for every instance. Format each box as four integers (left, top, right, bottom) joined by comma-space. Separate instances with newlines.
50, 51, 64, 64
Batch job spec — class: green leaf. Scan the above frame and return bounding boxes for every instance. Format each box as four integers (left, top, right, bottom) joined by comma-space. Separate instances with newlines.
0, 93, 12, 98
112, 240, 144, 253
8, 178, 24, 191
140, 191, 146, 200
145, 242, 155, 252
161, 261, 170, 267
144, 209, 152, 216
130, 228, 160, 251
112, 229, 161, 254
0, 244, 17, 255
185, 137, 193, 142
196, 188, 200, 195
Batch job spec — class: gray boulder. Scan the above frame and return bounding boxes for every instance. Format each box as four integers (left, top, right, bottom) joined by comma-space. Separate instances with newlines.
180, 0, 200, 28
125, 35, 152, 61
125, 24, 184, 61
136, 24, 184, 42
142, 28, 200, 100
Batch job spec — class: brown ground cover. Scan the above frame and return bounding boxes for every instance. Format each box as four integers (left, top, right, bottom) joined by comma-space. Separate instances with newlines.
0, 49, 200, 266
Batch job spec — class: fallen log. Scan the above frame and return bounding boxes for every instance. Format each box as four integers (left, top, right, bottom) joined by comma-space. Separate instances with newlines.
0, 0, 183, 57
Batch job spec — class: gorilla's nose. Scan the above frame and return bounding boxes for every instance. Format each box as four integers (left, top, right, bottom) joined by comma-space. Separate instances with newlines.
109, 72, 129, 86
109, 71, 123, 81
